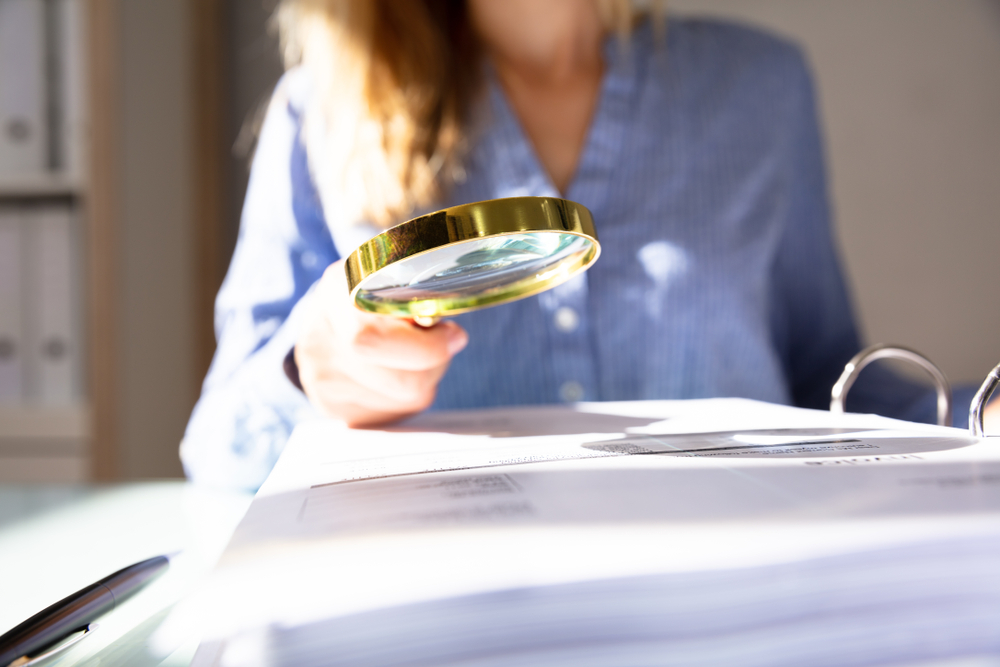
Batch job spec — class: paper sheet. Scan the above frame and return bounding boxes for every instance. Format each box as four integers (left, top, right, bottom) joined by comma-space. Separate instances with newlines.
163, 399, 1000, 649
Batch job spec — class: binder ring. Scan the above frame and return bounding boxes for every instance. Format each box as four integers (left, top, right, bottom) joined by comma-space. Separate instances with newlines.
830, 344, 952, 427
969, 362, 1000, 437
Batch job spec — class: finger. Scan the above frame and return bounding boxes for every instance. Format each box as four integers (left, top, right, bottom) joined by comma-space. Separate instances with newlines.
350, 319, 468, 371
309, 379, 419, 427
314, 261, 469, 370
318, 259, 352, 302
305, 346, 449, 412
325, 402, 420, 429
304, 365, 442, 420
348, 358, 451, 408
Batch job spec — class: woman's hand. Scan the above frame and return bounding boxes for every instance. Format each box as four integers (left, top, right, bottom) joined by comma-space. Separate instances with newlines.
295, 260, 468, 427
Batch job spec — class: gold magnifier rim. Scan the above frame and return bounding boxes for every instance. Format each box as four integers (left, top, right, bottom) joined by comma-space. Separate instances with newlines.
345, 196, 600, 319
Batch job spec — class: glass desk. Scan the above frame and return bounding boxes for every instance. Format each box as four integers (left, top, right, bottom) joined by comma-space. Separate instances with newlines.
0, 482, 251, 666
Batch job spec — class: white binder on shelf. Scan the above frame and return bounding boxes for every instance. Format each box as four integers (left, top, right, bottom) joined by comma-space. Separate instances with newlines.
0, 0, 47, 176
23, 203, 79, 404
54, 0, 85, 180
0, 207, 24, 403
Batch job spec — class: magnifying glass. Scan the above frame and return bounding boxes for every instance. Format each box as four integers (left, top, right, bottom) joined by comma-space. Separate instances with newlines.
345, 197, 600, 326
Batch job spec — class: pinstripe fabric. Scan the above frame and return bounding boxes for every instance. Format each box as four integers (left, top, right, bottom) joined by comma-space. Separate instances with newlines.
181, 18, 923, 491
438, 19, 843, 409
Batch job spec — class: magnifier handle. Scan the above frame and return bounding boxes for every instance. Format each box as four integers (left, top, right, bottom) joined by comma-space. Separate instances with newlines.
411, 316, 441, 328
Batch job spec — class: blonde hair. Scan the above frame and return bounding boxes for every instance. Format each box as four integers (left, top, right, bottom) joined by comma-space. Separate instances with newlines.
276, 0, 642, 230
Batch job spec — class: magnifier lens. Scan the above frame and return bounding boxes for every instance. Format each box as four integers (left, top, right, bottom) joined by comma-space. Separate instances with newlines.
357, 232, 592, 310
347, 197, 599, 320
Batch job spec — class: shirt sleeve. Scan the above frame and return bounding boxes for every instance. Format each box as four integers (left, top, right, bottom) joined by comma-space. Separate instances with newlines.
766, 53, 975, 427
766, 50, 859, 413
180, 72, 339, 491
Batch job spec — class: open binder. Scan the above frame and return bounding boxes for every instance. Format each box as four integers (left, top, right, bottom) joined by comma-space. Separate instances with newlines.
173, 350, 1000, 667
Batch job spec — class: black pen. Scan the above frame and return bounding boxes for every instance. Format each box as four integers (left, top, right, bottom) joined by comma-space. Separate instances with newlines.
0, 554, 170, 666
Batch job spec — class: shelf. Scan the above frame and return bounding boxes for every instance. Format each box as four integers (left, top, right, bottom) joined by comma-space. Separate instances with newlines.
0, 173, 84, 199
0, 404, 90, 440
0, 406, 90, 483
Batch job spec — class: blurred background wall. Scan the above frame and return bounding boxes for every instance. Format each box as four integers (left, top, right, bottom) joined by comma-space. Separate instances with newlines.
117, 0, 196, 479
1, 0, 997, 481
670, 0, 1000, 386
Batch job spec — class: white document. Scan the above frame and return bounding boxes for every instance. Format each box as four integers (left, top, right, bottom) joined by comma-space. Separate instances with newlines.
169, 399, 1000, 667
0, 208, 23, 402
0, 0, 47, 175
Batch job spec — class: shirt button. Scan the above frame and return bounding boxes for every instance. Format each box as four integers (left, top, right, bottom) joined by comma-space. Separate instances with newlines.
559, 381, 584, 402
301, 251, 319, 268
554, 307, 579, 333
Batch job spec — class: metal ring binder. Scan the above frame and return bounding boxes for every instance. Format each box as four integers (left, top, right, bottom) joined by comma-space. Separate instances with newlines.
830, 344, 952, 427
969, 362, 1000, 438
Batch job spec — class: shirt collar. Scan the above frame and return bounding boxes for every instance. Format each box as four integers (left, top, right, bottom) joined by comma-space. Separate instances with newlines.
472, 20, 650, 214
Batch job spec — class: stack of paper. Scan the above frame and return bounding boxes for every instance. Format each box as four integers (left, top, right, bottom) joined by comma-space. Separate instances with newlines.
169, 399, 1000, 666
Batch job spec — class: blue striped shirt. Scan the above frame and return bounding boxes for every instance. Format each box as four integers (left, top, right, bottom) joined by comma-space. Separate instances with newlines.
181, 18, 949, 491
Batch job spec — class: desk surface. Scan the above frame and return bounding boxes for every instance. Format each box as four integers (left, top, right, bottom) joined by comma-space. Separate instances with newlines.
4, 482, 999, 667
0, 482, 251, 666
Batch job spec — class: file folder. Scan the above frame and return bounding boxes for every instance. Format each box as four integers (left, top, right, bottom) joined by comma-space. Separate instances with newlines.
173, 398, 1000, 667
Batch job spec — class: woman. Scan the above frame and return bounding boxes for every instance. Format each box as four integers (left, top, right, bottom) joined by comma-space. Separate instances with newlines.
181, 0, 970, 490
